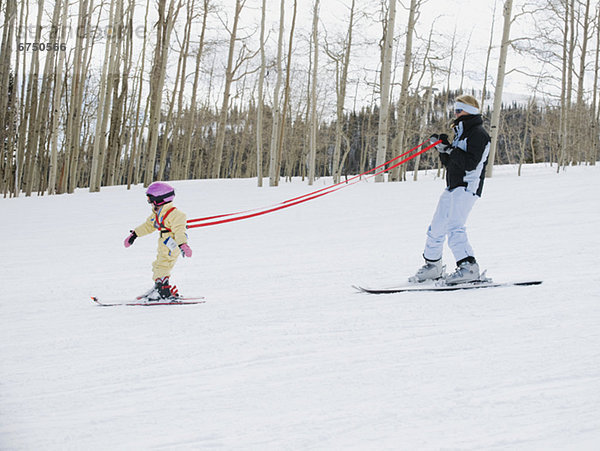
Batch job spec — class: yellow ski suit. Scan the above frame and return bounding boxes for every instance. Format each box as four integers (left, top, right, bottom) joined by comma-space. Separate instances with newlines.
134, 202, 189, 281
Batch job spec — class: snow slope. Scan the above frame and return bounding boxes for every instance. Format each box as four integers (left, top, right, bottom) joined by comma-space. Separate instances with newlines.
1, 164, 599, 450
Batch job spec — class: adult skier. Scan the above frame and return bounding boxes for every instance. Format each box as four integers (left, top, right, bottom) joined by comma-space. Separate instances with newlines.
123, 182, 193, 301
411, 94, 491, 285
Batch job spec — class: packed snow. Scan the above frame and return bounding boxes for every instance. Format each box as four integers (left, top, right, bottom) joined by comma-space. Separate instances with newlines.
1, 163, 599, 450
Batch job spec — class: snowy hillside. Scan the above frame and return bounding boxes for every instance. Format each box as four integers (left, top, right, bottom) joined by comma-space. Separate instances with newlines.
2, 163, 599, 450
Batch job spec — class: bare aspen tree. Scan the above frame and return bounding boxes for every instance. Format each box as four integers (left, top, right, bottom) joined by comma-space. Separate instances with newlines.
481, 1, 498, 111
563, 0, 577, 167
32, 0, 63, 195
325, 0, 355, 184
181, 0, 209, 181
181, 0, 210, 182
269, 0, 285, 186
115, 2, 137, 186
458, 30, 473, 93
375, 0, 396, 183
48, 0, 71, 194
105, 0, 129, 187
169, 0, 197, 180
17, 0, 45, 196
128, 0, 151, 188
233, 72, 251, 178
518, 94, 537, 176
575, 0, 592, 164
256, 0, 267, 187
0, 0, 17, 195
213, 0, 244, 178
145, 0, 182, 186
0, 0, 17, 125
566, 0, 575, 108
308, 0, 320, 185
557, 0, 572, 171
274, 0, 297, 185
414, 83, 434, 181
117, 0, 136, 185
93, 0, 123, 190
90, 0, 117, 192
391, 0, 418, 182
12, 0, 27, 196
60, 0, 92, 193
412, 22, 437, 181
436, 29, 456, 178
591, 2, 600, 165
157, 0, 194, 181
486, 0, 513, 177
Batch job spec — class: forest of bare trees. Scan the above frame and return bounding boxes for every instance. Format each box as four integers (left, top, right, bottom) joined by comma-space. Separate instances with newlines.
0, 0, 599, 197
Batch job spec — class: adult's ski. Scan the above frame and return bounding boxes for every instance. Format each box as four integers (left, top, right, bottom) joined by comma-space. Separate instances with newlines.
91, 296, 205, 307
353, 280, 542, 294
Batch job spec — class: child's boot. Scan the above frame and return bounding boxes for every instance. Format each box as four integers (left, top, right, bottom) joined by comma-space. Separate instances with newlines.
138, 277, 178, 302
155, 277, 180, 301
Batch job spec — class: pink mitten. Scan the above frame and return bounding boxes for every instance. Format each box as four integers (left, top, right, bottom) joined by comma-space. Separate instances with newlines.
179, 243, 192, 257
124, 231, 137, 248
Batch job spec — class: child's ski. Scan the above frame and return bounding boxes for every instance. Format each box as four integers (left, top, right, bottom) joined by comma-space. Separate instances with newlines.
91, 296, 205, 307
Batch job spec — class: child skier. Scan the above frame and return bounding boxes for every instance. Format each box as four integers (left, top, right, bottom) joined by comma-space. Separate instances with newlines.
123, 182, 192, 301
411, 94, 491, 285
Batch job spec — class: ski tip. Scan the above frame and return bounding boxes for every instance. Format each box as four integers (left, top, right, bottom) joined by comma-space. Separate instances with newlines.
514, 280, 543, 286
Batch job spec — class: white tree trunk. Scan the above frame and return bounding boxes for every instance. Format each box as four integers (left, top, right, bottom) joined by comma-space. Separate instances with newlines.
0, 0, 17, 195
22, 0, 45, 196
48, 0, 70, 194
256, 0, 267, 186
145, 0, 180, 186
308, 0, 320, 185
268, 0, 285, 186
392, 0, 418, 182
331, 0, 355, 184
90, 0, 116, 192
486, 0, 513, 177
180, 0, 208, 181
480, 0, 497, 111
274, 0, 297, 185
128, 0, 151, 187
375, 0, 396, 183
213, 0, 243, 178
591, 3, 600, 165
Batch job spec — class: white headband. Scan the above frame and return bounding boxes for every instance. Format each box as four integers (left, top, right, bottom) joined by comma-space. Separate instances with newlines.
454, 101, 479, 115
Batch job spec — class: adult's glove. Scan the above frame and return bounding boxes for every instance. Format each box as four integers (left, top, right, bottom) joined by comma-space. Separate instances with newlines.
430, 133, 452, 154
124, 230, 137, 248
180, 243, 193, 258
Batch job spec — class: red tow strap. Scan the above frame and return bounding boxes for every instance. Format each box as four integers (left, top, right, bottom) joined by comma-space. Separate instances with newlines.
186, 140, 439, 229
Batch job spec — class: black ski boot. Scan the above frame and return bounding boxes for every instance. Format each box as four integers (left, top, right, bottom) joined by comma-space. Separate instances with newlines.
139, 277, 180, 302
156, 277, 180, 301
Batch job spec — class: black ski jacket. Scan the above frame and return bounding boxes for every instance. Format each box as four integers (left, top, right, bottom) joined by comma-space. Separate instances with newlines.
439, 114, 491, 197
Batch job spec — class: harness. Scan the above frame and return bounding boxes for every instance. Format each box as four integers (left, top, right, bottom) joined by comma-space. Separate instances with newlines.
154, 206, 176, 236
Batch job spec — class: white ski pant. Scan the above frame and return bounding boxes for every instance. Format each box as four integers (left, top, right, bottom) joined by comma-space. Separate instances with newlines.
424, 187, 477, 263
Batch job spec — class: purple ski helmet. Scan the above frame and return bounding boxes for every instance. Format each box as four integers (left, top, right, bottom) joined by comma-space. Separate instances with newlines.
146, 181, 175, 206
